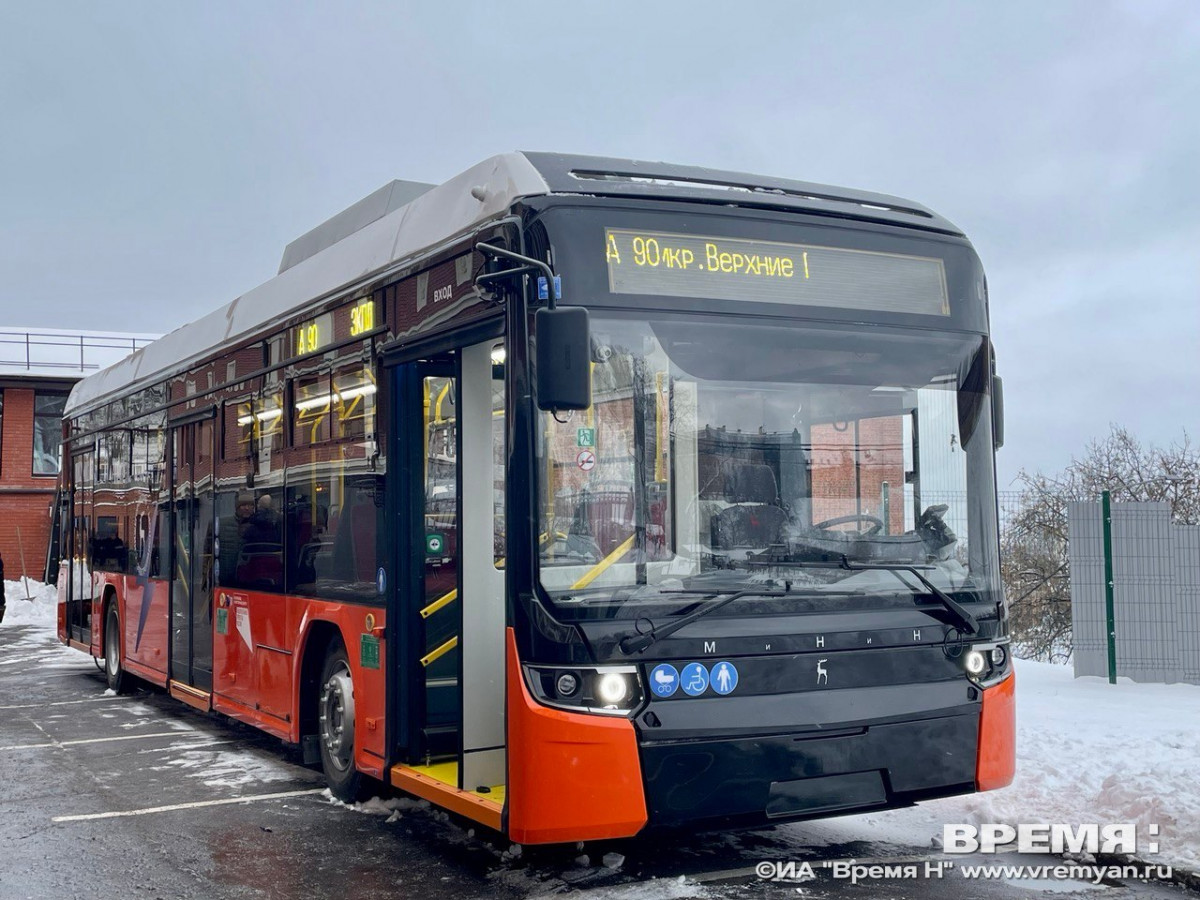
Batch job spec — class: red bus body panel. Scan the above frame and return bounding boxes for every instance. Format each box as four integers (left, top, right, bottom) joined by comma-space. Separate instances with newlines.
61, 567, 386, 780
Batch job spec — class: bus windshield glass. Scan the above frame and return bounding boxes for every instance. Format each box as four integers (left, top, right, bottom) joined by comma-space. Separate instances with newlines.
536, 315, 999, 619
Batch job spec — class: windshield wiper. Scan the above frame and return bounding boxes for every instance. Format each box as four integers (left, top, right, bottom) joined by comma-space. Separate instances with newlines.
838, 557, 979, 635
733, 554, 980, 635
618, 589, 786, 654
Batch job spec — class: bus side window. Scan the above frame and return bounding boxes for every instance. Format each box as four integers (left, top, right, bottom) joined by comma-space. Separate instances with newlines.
283, 468, 382, 600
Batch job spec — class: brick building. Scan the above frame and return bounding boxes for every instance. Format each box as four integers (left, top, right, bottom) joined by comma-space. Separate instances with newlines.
0, 328, 156, 582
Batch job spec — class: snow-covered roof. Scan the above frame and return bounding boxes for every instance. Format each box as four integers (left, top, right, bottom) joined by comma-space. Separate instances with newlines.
66, 152, 956, 417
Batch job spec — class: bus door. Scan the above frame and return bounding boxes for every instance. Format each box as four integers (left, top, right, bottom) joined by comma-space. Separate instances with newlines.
65, 446, 95, 644
396, 340, 505, 793
169, 415, 215, 691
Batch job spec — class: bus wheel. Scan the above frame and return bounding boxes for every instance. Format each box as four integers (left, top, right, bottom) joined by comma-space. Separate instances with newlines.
104, 604, 127, 693
318, 642, 365, 802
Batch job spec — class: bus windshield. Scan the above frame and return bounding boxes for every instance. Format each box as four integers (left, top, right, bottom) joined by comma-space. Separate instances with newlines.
536, 315, 1000, 619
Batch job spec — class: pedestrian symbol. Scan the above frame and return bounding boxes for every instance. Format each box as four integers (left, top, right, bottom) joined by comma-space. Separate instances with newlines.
680, 662, 709, 696
649, 664, 680, 697
577, 427, 596, 448
710, 660, 739, 695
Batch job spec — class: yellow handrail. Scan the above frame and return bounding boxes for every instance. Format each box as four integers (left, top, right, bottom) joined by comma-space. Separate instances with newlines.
421, 636, 458, 667
571, 534, 636, 590
420, 589, 457, 619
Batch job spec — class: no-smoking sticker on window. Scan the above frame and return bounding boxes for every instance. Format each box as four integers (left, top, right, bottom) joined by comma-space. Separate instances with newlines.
576, 449, 596, 471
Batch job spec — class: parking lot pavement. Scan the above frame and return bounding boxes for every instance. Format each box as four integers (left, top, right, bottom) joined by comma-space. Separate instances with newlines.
2, 623, 1193, 900
0, 624, 526, 900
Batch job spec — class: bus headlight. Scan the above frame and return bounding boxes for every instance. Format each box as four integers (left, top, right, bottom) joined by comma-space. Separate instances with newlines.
524, 665, 643, 717
555, 672, 580, 697
961, 641, 1012, 687
597, 672, 630, 704
965, 650, 987, 676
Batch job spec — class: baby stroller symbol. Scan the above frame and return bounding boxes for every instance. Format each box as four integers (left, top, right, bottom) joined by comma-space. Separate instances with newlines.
650, 664, 679, 697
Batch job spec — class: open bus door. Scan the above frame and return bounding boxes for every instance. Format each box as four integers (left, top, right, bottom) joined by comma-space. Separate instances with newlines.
389, 338, 506, 825
168, 414, 216, 697
44, 478, 68, 584
64, 445, 95, 646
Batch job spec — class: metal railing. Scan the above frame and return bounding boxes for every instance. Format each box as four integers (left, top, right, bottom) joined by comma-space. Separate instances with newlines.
0, 329, 157, 374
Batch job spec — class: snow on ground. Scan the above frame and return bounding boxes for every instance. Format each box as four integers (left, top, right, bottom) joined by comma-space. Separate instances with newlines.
795, 658, 1200, 870
2, 578, 59, 627
150, 746, 315, 789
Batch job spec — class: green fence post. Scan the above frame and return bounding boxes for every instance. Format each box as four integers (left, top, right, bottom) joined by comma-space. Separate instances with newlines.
1101, 490, 1117, 684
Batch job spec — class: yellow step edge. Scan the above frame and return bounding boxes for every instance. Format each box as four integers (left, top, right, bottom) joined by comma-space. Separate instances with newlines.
390, 763, 504, 831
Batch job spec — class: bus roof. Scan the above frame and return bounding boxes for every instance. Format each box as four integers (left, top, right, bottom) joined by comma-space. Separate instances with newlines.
65, 152, 960, 417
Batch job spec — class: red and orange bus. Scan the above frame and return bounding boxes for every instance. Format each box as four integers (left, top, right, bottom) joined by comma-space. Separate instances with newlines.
58, 153, 1014, 843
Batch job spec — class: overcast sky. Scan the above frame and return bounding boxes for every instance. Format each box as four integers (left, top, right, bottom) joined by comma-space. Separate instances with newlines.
1, 1, 1196, 487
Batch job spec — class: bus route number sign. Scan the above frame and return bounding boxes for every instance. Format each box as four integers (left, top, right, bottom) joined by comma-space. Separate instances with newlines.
604, 228, 949, 317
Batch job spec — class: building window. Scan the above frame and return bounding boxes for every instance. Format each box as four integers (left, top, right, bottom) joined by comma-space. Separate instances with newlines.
0, 389, 4, 476
34, 392, 69, 476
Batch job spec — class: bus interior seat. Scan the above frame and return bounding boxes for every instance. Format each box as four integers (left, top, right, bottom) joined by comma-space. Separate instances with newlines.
711, 464, 788, 550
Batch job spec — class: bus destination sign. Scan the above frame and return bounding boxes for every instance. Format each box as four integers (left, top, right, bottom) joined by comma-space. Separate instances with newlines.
605, 228, 949, 316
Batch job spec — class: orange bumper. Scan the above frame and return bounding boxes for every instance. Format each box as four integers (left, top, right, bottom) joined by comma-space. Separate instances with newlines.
976, 670, 1016, 791
505, 629, 648, 844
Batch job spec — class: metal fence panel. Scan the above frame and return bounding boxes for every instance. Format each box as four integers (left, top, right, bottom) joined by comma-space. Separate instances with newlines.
1175, 525, 1200, 684
1069, 499, 1197, 685
1067, 501, 1108, 679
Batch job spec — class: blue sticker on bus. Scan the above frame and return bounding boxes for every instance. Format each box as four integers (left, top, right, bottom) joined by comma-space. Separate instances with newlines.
710, 660, 739, 695
681, 662, 709, 696
376, 567, 387, 594
649, 664, 680, 697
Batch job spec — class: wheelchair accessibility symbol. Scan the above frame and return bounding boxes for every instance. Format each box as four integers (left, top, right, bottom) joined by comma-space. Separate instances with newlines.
680, 662, 709, 696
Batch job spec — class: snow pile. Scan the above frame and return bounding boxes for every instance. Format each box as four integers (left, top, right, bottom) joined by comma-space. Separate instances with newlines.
2, 578, 59, 627
814, 659, 1200, 870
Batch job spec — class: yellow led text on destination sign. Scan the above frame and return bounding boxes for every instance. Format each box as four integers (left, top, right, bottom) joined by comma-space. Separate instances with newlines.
607, 232, 807, 280
350, 299, 375, 336
604, 228, 949, 316
294, 312, 332, 356
296, 321, 322, 355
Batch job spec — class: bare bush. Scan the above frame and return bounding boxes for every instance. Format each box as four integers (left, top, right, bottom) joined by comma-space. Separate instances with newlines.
1003, 426, 1199, 661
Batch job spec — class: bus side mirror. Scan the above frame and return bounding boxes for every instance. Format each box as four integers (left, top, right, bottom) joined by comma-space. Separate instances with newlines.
536, 306, 591, 412
992, 374, 1005, 450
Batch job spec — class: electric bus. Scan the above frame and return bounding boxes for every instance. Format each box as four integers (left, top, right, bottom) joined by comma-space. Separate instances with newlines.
58, 152, 1014, 843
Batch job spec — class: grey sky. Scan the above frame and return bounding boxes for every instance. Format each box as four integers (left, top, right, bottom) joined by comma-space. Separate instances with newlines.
1, 1, 1196, 487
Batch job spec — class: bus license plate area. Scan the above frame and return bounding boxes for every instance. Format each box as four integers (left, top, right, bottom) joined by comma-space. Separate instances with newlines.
639, 711, 978, 828
766, 771, 887, 818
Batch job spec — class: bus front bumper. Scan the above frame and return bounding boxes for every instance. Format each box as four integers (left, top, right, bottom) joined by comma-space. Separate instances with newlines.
637, 689, 982, 829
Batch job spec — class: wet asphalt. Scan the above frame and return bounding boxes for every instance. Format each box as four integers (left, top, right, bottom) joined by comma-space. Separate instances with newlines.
0, 622, 1193, 900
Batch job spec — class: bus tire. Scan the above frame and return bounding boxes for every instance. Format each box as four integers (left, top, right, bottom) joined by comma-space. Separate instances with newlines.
104, 603, 127, 694
318, 641, 366, 802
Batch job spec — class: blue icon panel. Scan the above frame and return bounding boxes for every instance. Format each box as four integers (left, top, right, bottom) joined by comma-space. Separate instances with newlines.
649, 664, 680, 697
710, 660, 739, 695
680, 662, 710, 696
